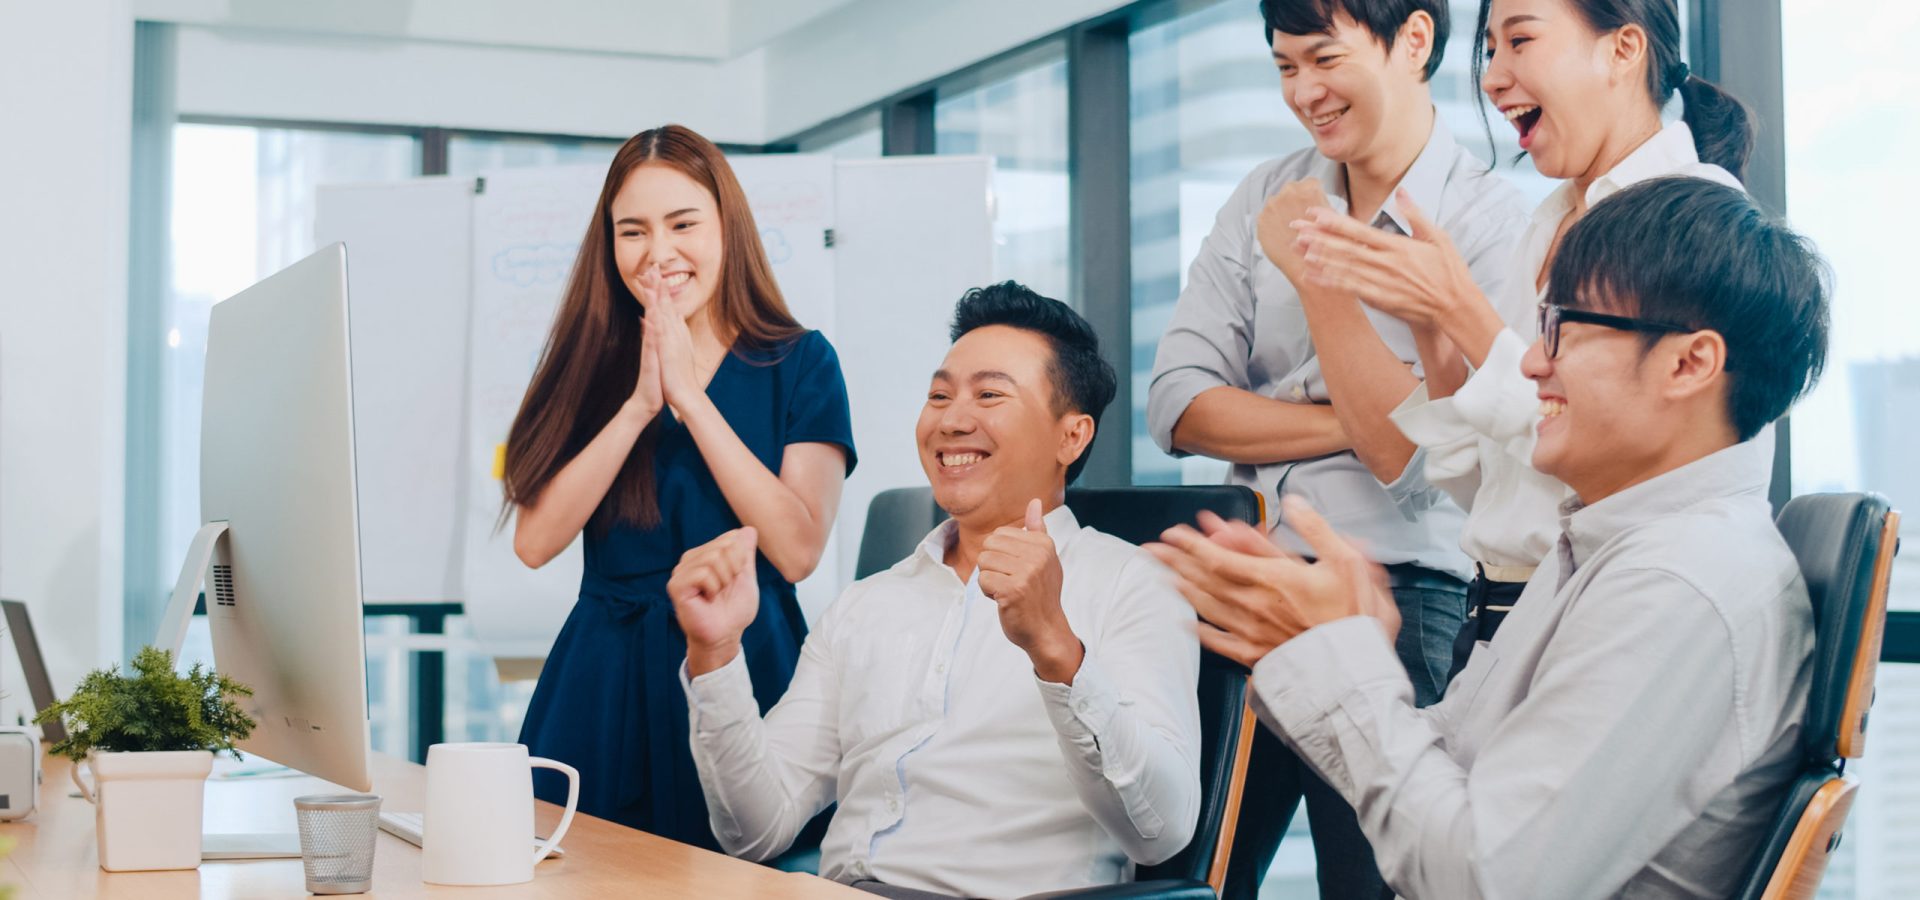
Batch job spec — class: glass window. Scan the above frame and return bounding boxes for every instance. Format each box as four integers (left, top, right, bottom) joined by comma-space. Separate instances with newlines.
1816, 665, 1920, 899
163, 124, 419, 581
1126, 1, 1674, 484
446, 134, 625, 177
1784, 3, 1920, 896
159, 123, 420, 753
935, 43, 1072, 305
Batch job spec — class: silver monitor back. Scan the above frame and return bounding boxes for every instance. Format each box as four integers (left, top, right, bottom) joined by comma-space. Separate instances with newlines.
199, 242, 371, 793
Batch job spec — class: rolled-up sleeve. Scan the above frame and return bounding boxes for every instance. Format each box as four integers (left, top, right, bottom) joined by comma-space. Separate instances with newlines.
1146, 168, 1268, 456
1037, 553, 1202, 866
1249, 566, 1742, 900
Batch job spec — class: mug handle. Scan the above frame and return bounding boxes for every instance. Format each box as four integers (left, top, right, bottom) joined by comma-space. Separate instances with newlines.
71, 758, 97, 804
528, 757, 579, 865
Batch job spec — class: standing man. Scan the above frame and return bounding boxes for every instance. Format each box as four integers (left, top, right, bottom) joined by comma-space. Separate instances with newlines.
1146, 2, 1527, 896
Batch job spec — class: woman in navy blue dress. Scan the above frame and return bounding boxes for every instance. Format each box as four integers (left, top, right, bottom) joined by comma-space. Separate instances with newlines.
500, 125, 855, 849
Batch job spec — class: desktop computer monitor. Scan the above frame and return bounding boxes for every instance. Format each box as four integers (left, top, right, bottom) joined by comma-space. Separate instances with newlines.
157, 242, 372, 802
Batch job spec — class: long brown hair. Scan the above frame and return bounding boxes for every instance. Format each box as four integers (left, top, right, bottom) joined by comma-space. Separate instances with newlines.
501, 124, 803, 531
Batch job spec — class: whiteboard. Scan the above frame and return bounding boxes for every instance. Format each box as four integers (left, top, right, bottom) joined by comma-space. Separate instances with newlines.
314, 177, 474, 604
829, 157, 994, 594
460, 165, 603, 658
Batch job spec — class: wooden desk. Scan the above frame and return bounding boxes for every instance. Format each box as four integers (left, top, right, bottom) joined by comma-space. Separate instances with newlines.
0, 752, 863, 899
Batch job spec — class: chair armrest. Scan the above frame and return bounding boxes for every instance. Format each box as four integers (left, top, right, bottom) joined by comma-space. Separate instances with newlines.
1018, 878, 1216, 900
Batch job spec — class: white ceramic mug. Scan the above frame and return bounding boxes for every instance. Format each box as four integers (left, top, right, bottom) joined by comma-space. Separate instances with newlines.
421, 742, 579, 886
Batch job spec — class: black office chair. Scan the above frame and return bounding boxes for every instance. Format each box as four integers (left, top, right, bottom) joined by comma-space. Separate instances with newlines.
1734, 493, 1900, 900
840, 485, 1263, 899
853, 486, 951, 579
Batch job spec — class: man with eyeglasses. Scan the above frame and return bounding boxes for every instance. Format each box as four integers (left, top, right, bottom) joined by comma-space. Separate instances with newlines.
1149, 177, 1831, 899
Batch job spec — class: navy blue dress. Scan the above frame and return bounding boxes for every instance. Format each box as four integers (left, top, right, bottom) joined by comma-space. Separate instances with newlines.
518, 330, 856, 850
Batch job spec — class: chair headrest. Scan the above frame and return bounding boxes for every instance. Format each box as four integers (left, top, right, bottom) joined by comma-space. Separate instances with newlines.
1774, 492, 1894, 762
1064, 486, 1262, 546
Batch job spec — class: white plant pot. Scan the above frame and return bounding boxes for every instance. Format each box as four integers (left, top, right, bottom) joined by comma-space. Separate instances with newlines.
74, 749, 213, 872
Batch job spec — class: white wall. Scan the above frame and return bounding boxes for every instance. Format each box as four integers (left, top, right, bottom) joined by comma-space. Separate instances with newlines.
0, 0, 132, 705
173, 25, 767, 143
163, 0, 1136, 145
138, 0, 730, 60
759, 0, 1131, 138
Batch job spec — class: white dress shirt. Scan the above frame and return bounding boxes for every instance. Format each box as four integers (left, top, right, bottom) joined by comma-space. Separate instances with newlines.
1390, 120, 1747, 568
681, 505, 1202, 899
1252, 436, 1811, 898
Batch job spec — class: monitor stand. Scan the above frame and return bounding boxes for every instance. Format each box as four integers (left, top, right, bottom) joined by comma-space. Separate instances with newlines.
156, 520, 230, 659
158, 521, 303, 861
202, 834, 303, 859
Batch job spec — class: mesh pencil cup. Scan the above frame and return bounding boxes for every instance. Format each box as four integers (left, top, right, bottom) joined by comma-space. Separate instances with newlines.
293, 794, 382, 894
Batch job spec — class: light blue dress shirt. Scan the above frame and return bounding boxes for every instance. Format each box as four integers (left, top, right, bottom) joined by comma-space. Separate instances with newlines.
1147, 115, 1529, 580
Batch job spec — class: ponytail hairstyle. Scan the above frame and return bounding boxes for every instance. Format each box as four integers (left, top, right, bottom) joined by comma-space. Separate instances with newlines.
1471, 0, 1755, 180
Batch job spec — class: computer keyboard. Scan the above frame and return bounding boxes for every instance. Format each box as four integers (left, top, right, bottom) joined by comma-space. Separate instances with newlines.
376, 810, 566, 858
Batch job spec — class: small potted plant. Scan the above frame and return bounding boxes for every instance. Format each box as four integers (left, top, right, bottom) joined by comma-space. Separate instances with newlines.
34, 646, 256, 872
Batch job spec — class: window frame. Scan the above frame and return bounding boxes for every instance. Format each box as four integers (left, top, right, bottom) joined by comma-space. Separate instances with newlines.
132, 1, 1920, 765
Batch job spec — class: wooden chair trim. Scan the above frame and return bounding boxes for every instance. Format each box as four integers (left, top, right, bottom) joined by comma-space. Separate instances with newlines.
1207, 694, 1259, 893
1760, 776, 1858, 900
1838, 509, 1899, 759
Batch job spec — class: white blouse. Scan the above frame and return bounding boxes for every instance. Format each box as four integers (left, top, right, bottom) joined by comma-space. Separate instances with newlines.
1390, 120, 1748, 569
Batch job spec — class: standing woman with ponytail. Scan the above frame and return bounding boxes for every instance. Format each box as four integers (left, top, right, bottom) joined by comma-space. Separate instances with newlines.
503, 124, 856, 847
1291, 0, 1754, 668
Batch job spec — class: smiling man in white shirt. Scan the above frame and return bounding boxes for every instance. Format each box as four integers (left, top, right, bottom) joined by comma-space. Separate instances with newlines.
1152, 178, 1830, 899
667, 282, 1202, 900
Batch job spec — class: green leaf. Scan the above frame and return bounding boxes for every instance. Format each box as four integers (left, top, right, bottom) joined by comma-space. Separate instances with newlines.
34, 646, 257, 763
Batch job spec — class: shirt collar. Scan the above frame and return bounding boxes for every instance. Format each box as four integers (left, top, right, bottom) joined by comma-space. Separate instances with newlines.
1585, 119, 1701, 208
1557, 433, 1773, 570
1530, 120, 1705, 231
1304, 109, 1457, 236
910, 503, 1084, 573
1380, 112, 1457, 235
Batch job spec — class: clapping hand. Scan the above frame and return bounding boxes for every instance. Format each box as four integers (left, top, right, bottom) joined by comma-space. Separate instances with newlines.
630, 295, 665, 416
1292, 188, 1478, 329
633, 264, 704, 414
1145, 497, 1398, 668
1256, 178, 1332, 284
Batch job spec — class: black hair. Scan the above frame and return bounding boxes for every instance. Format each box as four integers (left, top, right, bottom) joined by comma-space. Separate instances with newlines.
1471, 0, 1754, 180
949, 282, 1118, 484
1545, 176, 1829, 441
1261, 0, 1450, 82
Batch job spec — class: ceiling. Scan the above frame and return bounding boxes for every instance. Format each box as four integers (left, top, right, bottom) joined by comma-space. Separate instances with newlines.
133, 0, 863, 61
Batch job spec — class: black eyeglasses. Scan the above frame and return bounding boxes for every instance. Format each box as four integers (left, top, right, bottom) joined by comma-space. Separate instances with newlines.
1536, 302, 1694, 358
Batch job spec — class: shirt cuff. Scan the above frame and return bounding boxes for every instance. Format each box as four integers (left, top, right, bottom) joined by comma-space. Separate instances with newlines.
680, 652, 760, 728
1450, 328, 1535, 441
1250, 617, 1409, 737
1037, 653, 1122, 743
1390, 381, 1474, 447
